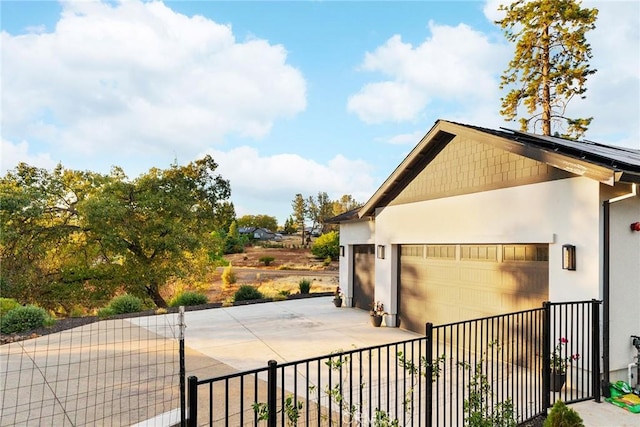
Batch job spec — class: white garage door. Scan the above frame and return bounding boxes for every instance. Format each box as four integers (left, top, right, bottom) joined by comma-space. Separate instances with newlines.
398, 244, 549, 332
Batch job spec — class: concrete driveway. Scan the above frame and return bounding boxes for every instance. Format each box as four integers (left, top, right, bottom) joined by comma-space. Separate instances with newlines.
135, 297, 640, 427
2, 297, 637, 426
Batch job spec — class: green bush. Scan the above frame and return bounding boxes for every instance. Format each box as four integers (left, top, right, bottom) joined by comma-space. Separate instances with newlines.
108, 294, 143, 314
222, 264, 237, 286
0, 297, 20, 316
234, 285, 264, 302
169, 291, 208, 307
0, 305, 54, 334
98, 307, 116, 318
543, 400, 584, 427
298, 279, 311, 294
311, 231, 339, 260
259, 256, 275, 266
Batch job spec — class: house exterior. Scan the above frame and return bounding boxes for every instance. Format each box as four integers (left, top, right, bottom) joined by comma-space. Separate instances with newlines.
334, 120, 639, 383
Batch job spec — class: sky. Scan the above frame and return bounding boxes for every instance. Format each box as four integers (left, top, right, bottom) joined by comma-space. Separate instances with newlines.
2, 0, 639, 225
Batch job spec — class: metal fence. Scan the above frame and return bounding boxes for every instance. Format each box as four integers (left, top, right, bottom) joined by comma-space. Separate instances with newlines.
187, 300, 601, 426
0, 308, 186, 426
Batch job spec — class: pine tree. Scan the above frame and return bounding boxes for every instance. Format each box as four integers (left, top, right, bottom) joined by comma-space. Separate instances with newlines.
496, 0, 598, 139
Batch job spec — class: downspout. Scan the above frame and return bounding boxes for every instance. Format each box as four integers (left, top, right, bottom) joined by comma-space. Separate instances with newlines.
602, 183, 638, 392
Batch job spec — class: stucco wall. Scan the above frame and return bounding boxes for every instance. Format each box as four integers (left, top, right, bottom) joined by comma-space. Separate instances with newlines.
338, 219, 375, 304
373, 177, 602, 317
608, 194, 640, 377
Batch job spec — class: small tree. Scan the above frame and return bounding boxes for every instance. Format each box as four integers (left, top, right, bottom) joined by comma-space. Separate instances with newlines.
496, 0, 598, 139
291, 194, 307, 244
221, 264, 237, 287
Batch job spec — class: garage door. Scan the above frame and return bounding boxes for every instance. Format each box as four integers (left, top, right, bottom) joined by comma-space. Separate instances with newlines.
399, 244, 548, 332
353, 245, 375, 310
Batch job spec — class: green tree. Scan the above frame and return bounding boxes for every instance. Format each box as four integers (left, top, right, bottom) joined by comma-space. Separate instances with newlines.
283, 216, 297, 234
306, 195, 319, 231
496, 0, 598, 139
316, 192, 334, 233
332, 194, 360, 217
237, 214, 278, 231
81, 156, 230, 307
0, 163, 108, 309
1, 156, 231, 309
213, 201, 236, 234
291, 193, 307, 244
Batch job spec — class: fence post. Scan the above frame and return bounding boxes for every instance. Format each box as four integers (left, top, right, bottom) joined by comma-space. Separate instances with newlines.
267, 360, 278, 427
591, 299, 601, 403
179, 306, 186, 426
542, 302, 551, 411
187, 376, 198, 427
425, 322, 433, 427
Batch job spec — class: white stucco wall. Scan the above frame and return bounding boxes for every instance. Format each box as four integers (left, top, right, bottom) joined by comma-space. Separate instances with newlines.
372, 177, 602, 319
608, 194, 640, 379
338, 219, 375, 305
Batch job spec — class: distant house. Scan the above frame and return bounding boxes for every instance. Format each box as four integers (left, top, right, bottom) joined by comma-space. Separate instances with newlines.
331, 119, 639, 383
253, 228, 279, 241
238, 227, 257, 236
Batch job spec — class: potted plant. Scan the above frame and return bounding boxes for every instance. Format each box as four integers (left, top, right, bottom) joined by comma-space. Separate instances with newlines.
550, 337, 581, 391
333, 287, 343, 307
370, 301, 385, 327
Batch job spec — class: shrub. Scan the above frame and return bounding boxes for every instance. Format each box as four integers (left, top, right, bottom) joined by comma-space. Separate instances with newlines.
311, 231, 339, 260
97, 307, 116, 318
0, 305, 54, 334
222, 264, 237, 287
0, 297, 20, 316
298, 279, 311, 294
259, 256, 275, 266
323, 256, 332, 267
234, 285, 264, 302
543, 400, 584, 427
169, 291, 208, 307
108, 294, 143, 314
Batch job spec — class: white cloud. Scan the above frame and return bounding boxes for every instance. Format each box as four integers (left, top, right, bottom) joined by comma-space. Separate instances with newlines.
1, 139, 56, 174
385, 131, 428, 145
2, 0, 307, 163
205, 146, 375, 208
348, 22, 508, 124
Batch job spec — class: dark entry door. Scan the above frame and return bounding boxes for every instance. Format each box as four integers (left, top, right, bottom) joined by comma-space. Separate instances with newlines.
352, 245, 375, 310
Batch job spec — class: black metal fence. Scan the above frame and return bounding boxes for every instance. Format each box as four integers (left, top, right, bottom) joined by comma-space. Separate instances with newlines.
186, 300, 600, 426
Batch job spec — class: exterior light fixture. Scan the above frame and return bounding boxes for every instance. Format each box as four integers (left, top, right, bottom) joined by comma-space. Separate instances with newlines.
377, 245, 385, 259
562, 244, 576, 271
631, 222, 640, 232
339, 245, 345, 257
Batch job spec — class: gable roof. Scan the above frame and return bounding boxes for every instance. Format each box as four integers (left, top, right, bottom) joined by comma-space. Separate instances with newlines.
359, 120, 640, 218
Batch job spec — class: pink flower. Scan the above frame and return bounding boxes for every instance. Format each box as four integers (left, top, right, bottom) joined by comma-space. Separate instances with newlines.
560, 337, 568, 344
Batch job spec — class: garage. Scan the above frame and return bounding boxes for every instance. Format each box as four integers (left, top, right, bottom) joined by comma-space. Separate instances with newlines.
398, 244, 549, 332
352, 245, 375, 310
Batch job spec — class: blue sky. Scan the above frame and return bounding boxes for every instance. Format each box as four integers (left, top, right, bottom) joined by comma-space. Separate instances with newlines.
2, 1, 639, 224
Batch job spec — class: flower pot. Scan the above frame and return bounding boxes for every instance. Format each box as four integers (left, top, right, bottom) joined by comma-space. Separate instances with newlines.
551, 371, 566, 392
371, 315, 383, 327
333, 298, 342, 307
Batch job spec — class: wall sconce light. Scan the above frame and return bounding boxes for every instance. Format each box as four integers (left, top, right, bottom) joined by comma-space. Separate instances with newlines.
562, 244, 576, 271
377, 245, 385, 259
339, 245, 344, 257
